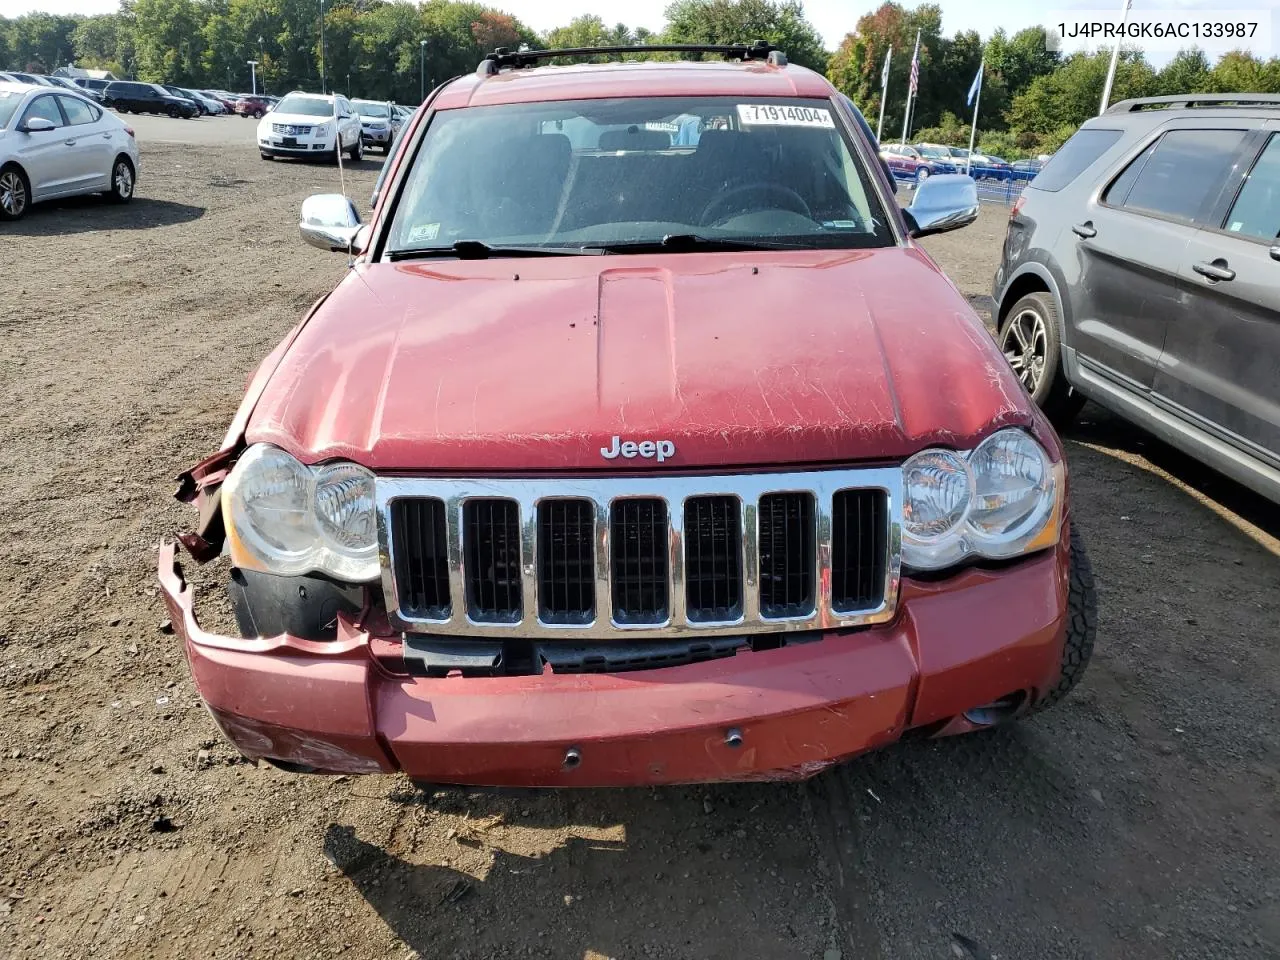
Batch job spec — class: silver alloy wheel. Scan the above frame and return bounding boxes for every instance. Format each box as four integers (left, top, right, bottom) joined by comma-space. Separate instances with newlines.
916, 166, 930, 181
114, 162, 133, 198
0, 170, 26, 216
1002, 307, 1048, 392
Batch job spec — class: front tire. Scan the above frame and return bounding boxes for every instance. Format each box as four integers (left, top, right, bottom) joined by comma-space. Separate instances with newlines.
1030, 526, 1097, 712
348, 136, 363, 162
915, 166, 930, 186
998, 291, 1086, 429
0, 165, 31, 221
108, 157, 134, 203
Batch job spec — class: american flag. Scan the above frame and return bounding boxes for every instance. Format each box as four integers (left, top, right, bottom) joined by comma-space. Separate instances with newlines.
908, 31, 921, 95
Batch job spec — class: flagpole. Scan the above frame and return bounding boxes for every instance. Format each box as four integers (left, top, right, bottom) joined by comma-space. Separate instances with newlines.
900, 29, 920, 146
1099, 0, 1133, 114
966, 61, 983, 175
876, 45, 891, 142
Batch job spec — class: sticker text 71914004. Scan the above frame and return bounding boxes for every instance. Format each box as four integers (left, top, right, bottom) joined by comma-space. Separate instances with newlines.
736, 104, 835, 128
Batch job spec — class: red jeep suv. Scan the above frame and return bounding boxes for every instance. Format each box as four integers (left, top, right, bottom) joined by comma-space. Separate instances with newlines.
160, 43, 1097, 787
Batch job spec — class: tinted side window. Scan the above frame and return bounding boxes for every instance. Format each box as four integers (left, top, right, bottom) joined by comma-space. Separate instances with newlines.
1102, 139, 1158, 206
1222, 134, 1280, 242
1117, 129, 1247, 223
1031, 128, 1123, 192
23, 95, 65, 128
59, 95, 99, 125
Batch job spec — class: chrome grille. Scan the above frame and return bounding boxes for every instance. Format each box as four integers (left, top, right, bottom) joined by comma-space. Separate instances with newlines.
377, 469, 902, 640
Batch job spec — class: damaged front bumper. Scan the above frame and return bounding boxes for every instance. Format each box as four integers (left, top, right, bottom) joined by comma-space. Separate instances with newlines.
158, 536, 1070, 787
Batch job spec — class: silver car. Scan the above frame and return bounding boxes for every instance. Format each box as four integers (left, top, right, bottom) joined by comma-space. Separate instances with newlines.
0, 81, 141, 221
351, 99, 395, 153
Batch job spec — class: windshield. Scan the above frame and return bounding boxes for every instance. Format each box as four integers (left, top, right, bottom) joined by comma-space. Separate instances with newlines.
0, 90, 22, 129
387, 96, 892, 255
917, 145, 950, 159
356, 101, 389, 118
275, 95, 333, 117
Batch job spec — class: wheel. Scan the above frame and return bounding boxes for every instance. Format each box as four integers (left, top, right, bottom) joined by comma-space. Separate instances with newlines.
108, 156, 134, 203
167, 105, 178, 118
253, 109, 264, 119
915, 166, 930, 185
1029, 526, 1097, 713
0, 165, 31, 221
998, 291, 1086, 429
348, 135, 363, 162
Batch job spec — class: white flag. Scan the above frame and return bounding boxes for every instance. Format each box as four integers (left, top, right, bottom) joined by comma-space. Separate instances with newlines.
881, 46, 892, 90
967, 61, 984, 108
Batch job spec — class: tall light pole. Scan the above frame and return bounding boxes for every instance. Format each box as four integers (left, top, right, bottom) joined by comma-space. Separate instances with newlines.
258, 36, 265, 93
247, 60, 259, 95
420, 39, 427, 102
1099, 0, 1133, 115
346, 73, 350, 96
319, 0, 327, 94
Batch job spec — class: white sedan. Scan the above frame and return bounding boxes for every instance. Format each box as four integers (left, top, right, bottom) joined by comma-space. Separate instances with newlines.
257, 91, 363, 163
0, 80, 140, 221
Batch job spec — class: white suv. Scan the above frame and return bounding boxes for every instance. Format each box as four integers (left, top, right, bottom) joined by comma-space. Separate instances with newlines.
257, 91, 362, 163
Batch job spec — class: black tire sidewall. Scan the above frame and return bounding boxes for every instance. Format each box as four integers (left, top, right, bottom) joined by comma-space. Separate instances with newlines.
0, 165, 31, 221
110, 159, 134, 202
999, 292, 1065, 409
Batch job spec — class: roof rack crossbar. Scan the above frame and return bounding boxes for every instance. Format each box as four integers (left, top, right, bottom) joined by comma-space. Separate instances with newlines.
1107, 92, 1280, 113
477, 41, 783, 74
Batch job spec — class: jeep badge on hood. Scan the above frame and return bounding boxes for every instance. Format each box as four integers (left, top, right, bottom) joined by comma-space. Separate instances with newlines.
600, 436, 676, 463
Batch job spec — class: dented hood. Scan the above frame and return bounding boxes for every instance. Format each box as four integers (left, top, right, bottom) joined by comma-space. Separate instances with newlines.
245, 248, 1033, 471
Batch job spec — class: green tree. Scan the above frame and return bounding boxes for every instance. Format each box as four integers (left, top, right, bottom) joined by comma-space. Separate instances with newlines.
1156, 47, 1213, 95
1210, 49, 1280, 93
131, 0, 202, 83
5, 13, 80, 72
984, 26, 1058, 97
825, 2, 938, 140
663, 0, 827, 72
1008, 49, 1156, 146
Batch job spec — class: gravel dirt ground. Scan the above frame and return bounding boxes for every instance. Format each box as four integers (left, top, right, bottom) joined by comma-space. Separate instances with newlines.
1, 123, 1278, 960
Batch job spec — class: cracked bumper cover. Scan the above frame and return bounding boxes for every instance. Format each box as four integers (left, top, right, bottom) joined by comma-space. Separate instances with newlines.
158, 535, 1070, 786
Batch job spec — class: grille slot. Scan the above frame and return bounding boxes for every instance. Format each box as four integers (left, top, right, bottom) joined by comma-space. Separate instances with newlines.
684, 496, 742, 622
464, 498, 522, 623
758, 493, 816, 618
390, 498, 451, 619
610, 499, 669, 624
537, 499, 596, 624
831, 489, 889, 612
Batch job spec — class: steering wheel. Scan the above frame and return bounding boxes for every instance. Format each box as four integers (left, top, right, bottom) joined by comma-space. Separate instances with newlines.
699, 182, 813, 227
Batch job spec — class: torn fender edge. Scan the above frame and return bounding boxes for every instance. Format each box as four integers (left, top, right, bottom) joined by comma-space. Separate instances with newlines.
172, 290, 336, 565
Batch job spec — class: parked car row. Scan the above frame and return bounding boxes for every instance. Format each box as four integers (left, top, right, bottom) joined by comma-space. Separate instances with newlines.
0, 77, 140, 221
880, 141, 1047, 185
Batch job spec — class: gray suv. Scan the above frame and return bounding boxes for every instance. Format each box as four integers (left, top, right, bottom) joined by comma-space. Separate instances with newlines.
993, 93, 1280, 504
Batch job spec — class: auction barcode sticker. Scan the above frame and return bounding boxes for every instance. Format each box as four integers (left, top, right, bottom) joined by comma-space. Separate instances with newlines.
737, 104, 835, 128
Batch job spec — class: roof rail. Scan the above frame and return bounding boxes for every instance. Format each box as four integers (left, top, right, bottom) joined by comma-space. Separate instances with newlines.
1107, 92, 1280, 113
476, 40, 786, 76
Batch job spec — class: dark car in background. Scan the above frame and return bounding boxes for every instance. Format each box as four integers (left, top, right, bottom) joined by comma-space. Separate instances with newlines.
993, 92, 1280, 504
1010, 158, 1044, 182
102, 80, 198, 118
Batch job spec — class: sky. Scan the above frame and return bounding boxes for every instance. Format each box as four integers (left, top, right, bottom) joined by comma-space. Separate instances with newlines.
6, 0, 1277, 65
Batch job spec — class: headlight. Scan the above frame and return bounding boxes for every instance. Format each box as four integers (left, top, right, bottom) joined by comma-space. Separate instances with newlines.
901, 428, 1063, 571
223, 444, 379, 582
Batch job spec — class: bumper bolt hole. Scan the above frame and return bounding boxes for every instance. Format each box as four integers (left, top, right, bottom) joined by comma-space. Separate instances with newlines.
724, 728, 744, 749
563, 746, 582, 770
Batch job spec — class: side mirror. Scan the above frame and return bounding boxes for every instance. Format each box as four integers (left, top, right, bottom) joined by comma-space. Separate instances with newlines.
299, 194, 364, 253
21, 116, 56, 133
904, 174, 979, 238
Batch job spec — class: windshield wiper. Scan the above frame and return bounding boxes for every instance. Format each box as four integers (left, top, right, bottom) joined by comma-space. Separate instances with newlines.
587, 234, 813, 254
387, 240, 605, 261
